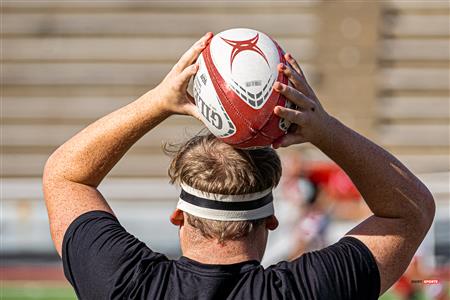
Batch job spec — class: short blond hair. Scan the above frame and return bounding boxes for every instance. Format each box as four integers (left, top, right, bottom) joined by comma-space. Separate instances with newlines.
165, 134, 281, 243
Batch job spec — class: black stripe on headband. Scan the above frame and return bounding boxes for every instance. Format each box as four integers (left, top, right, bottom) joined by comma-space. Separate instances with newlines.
180, 189, 273, 211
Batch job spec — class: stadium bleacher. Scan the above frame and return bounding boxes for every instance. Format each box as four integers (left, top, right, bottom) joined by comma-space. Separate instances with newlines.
1, 0, 448, 263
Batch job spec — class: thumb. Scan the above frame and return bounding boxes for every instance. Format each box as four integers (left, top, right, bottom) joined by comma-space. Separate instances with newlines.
177, 63, 199, 88
273, 133, 307, 149
184, 103, 203, 121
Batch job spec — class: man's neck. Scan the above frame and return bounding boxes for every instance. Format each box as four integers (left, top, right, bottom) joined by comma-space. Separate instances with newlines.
182, 239, 262, 265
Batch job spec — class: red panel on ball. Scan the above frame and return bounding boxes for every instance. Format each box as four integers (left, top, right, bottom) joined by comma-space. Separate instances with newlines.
202, 40, 289, 148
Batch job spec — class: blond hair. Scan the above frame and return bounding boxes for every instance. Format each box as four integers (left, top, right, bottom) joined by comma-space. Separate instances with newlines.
165, 134, 281, 243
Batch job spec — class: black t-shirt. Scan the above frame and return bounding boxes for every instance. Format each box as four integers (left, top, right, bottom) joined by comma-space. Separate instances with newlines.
62, 211, 380, 300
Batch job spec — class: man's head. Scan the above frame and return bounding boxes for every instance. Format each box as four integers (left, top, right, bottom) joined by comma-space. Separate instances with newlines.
165, 134, 282, 262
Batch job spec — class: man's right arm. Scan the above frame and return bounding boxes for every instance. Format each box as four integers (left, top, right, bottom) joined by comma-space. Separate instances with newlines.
272, 54, 435, 295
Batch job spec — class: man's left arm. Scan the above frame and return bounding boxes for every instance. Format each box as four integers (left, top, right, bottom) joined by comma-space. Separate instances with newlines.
43, 33, 212, 256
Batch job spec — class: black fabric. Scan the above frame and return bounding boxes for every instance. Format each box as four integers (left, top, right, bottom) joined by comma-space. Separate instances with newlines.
62, 211, 380, 300
180, 189, 273, 211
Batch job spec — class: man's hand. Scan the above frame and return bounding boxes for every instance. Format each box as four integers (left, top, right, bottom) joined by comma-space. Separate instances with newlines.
272, 53, 332, 148
153, 32, 213, 119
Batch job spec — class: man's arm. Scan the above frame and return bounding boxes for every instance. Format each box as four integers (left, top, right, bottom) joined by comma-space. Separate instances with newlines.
272, 54, 435, 295
43, 33, 212, 256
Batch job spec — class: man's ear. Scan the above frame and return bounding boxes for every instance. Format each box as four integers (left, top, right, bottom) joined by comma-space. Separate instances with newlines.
170, 209, 185, 226
266, 215, 279, 231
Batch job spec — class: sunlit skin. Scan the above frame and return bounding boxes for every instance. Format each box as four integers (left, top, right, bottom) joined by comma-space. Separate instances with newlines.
170, 209, 279, 264
271, 56, 435, 294
43, 32, 434, 297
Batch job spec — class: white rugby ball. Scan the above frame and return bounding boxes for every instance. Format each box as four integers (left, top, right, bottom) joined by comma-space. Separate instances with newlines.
193, 28, 293, 149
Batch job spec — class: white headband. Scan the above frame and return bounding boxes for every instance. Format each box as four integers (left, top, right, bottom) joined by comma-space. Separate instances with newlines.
177, 183, 274, 221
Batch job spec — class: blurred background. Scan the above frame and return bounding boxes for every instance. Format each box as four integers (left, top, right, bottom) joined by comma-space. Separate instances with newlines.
1, 0, 449, 299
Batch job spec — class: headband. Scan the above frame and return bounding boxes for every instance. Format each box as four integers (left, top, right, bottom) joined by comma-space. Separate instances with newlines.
177, 183, 274, 221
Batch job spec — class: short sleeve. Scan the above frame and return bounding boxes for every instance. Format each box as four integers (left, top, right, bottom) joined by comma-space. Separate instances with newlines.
62, 210, 167, 300
277, 236, 380, 300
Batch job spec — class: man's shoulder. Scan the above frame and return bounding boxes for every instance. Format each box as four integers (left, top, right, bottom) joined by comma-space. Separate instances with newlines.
270, 236, 378, 272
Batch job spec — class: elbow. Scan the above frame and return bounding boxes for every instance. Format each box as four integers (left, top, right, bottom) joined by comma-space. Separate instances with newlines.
416, 187, 436, 233
43, 152, 55, 182
42, 155, 56, 203
42, 151, 63, 188
424, 190, 436, 227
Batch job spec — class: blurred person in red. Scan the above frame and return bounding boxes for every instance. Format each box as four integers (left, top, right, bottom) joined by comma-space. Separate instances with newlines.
281, 155, 371, 259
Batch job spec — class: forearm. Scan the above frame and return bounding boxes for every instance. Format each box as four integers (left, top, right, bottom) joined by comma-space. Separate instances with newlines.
314, 116, 434, 222
44, 90, 170, 187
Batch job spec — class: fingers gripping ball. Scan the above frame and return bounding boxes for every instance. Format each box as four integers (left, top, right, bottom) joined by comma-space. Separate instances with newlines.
193, 28, 293, 149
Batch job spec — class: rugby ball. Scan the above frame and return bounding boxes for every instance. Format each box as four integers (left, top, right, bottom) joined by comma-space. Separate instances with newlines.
193, 28, 293, 149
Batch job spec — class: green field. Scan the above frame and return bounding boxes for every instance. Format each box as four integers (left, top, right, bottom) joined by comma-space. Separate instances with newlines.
0, 282, 76, 300
0, 281, 441, 300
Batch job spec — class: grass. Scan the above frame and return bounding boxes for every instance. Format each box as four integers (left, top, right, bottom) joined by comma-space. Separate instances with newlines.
1, 280, 442, 300
0, 281, 76, 300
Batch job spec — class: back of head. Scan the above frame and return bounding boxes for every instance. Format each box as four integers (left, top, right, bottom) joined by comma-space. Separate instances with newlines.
166, 134, 282, 243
